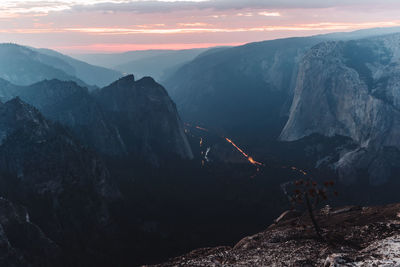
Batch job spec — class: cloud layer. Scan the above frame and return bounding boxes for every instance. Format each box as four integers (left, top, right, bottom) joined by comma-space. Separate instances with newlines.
1, 0, 400, 53
4, 0, 400, 15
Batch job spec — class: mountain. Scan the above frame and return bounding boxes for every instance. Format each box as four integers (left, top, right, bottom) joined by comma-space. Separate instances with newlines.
0, 75, 193, 165
113, 48, 210, 81
149, 204, 400, 266
163, 28, 400, 142
162, 27, 400, 183
0, 43, 85, 87
0, 78, 127, 156
94, 75, 193, 163
163, 37, 324, 141
0, 197, 60, 267
72, 48, 208, 81
34, 48, 123, 87
280, 33, 400, 185
0, 97, 119, 266
0, 43, 122, 87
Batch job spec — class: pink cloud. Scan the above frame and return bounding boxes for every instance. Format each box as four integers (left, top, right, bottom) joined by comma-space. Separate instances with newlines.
2, 2, 400, 53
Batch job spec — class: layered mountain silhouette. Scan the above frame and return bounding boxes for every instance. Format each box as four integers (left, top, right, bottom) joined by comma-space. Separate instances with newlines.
0, 97, 119, 266
1, 27, 400, 266
0, 74, 194, 265
164, 28, 400, 185
74, 48, 208, 81
0, 43, 122, 87
163, 37, 325, 140
0, 75, 193, 165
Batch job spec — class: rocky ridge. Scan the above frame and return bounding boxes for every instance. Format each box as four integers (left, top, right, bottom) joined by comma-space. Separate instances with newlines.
0, 197, 60, 267
280, 33, 400, 185
0, 97, 120, 266
0, 75, 193, 165
149, 204, 400, 266
94, 75, 193, 164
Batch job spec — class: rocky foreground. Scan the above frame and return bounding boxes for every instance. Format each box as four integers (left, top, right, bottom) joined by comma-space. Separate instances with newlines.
148, 204, 400, 266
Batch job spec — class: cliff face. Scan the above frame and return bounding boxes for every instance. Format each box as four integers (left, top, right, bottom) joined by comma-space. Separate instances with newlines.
150, 204, 400, 267
0, 75, 193, 165
0, 197, 60, 267
280, 33, 400, 184
94, 75, 193, 163
0, 98, 119, 266
164, 37, 323, 139
4, 79, 127, 156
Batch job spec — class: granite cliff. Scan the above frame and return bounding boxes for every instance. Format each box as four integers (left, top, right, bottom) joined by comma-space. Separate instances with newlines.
281, 33, 400, 185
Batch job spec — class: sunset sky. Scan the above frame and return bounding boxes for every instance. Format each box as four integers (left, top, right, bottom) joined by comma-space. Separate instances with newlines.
1, 0, 400, 54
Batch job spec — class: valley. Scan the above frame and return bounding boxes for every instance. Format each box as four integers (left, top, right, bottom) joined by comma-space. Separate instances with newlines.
0, 25, 400, 266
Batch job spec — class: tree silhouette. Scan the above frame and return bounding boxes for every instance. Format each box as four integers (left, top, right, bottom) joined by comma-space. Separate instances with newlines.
286, 179, 338, 239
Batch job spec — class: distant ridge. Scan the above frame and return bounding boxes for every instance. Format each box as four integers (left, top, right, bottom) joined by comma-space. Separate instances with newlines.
0, 43, 122, 88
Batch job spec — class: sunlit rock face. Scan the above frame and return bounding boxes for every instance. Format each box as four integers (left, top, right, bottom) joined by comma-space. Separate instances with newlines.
280, 33, 400, 184
163, 37, 325, 139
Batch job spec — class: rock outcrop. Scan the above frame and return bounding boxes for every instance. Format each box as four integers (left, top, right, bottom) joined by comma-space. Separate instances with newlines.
163, 37, 324, 139
0, 79, 127, 156
94, 75, 193, 164
280, 33, 400, 184
0, 97, 119, 266
0, 75, 193, 165
0, 197, 60, 267
149, 204, 400, 266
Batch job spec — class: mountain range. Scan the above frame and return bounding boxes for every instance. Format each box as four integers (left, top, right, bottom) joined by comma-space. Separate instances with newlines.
0, 75, 192, 164
73, 48, 209, 81
1, 26, 400, 266
0, 73, 194, 266
0, 97, 119, 266
0, 43, 122, 88
163, 27, 400, 186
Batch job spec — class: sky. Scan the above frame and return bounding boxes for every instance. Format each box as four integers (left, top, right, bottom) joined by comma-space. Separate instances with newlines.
1, 0, 400, 54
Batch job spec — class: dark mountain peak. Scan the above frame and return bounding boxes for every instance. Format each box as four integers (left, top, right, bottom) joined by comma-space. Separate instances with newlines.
100, 74, 168, 102
95, 75, 193, 163
4, 97, 42, 116
0, 97, 50, 145
28, 78, 89, 98
136, 76, 156, 86
0, 77, 192, 162
6, 96, 26, 106
34, 78, 80, 87
108, 74, 135, 88
1, 97, 46, 124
